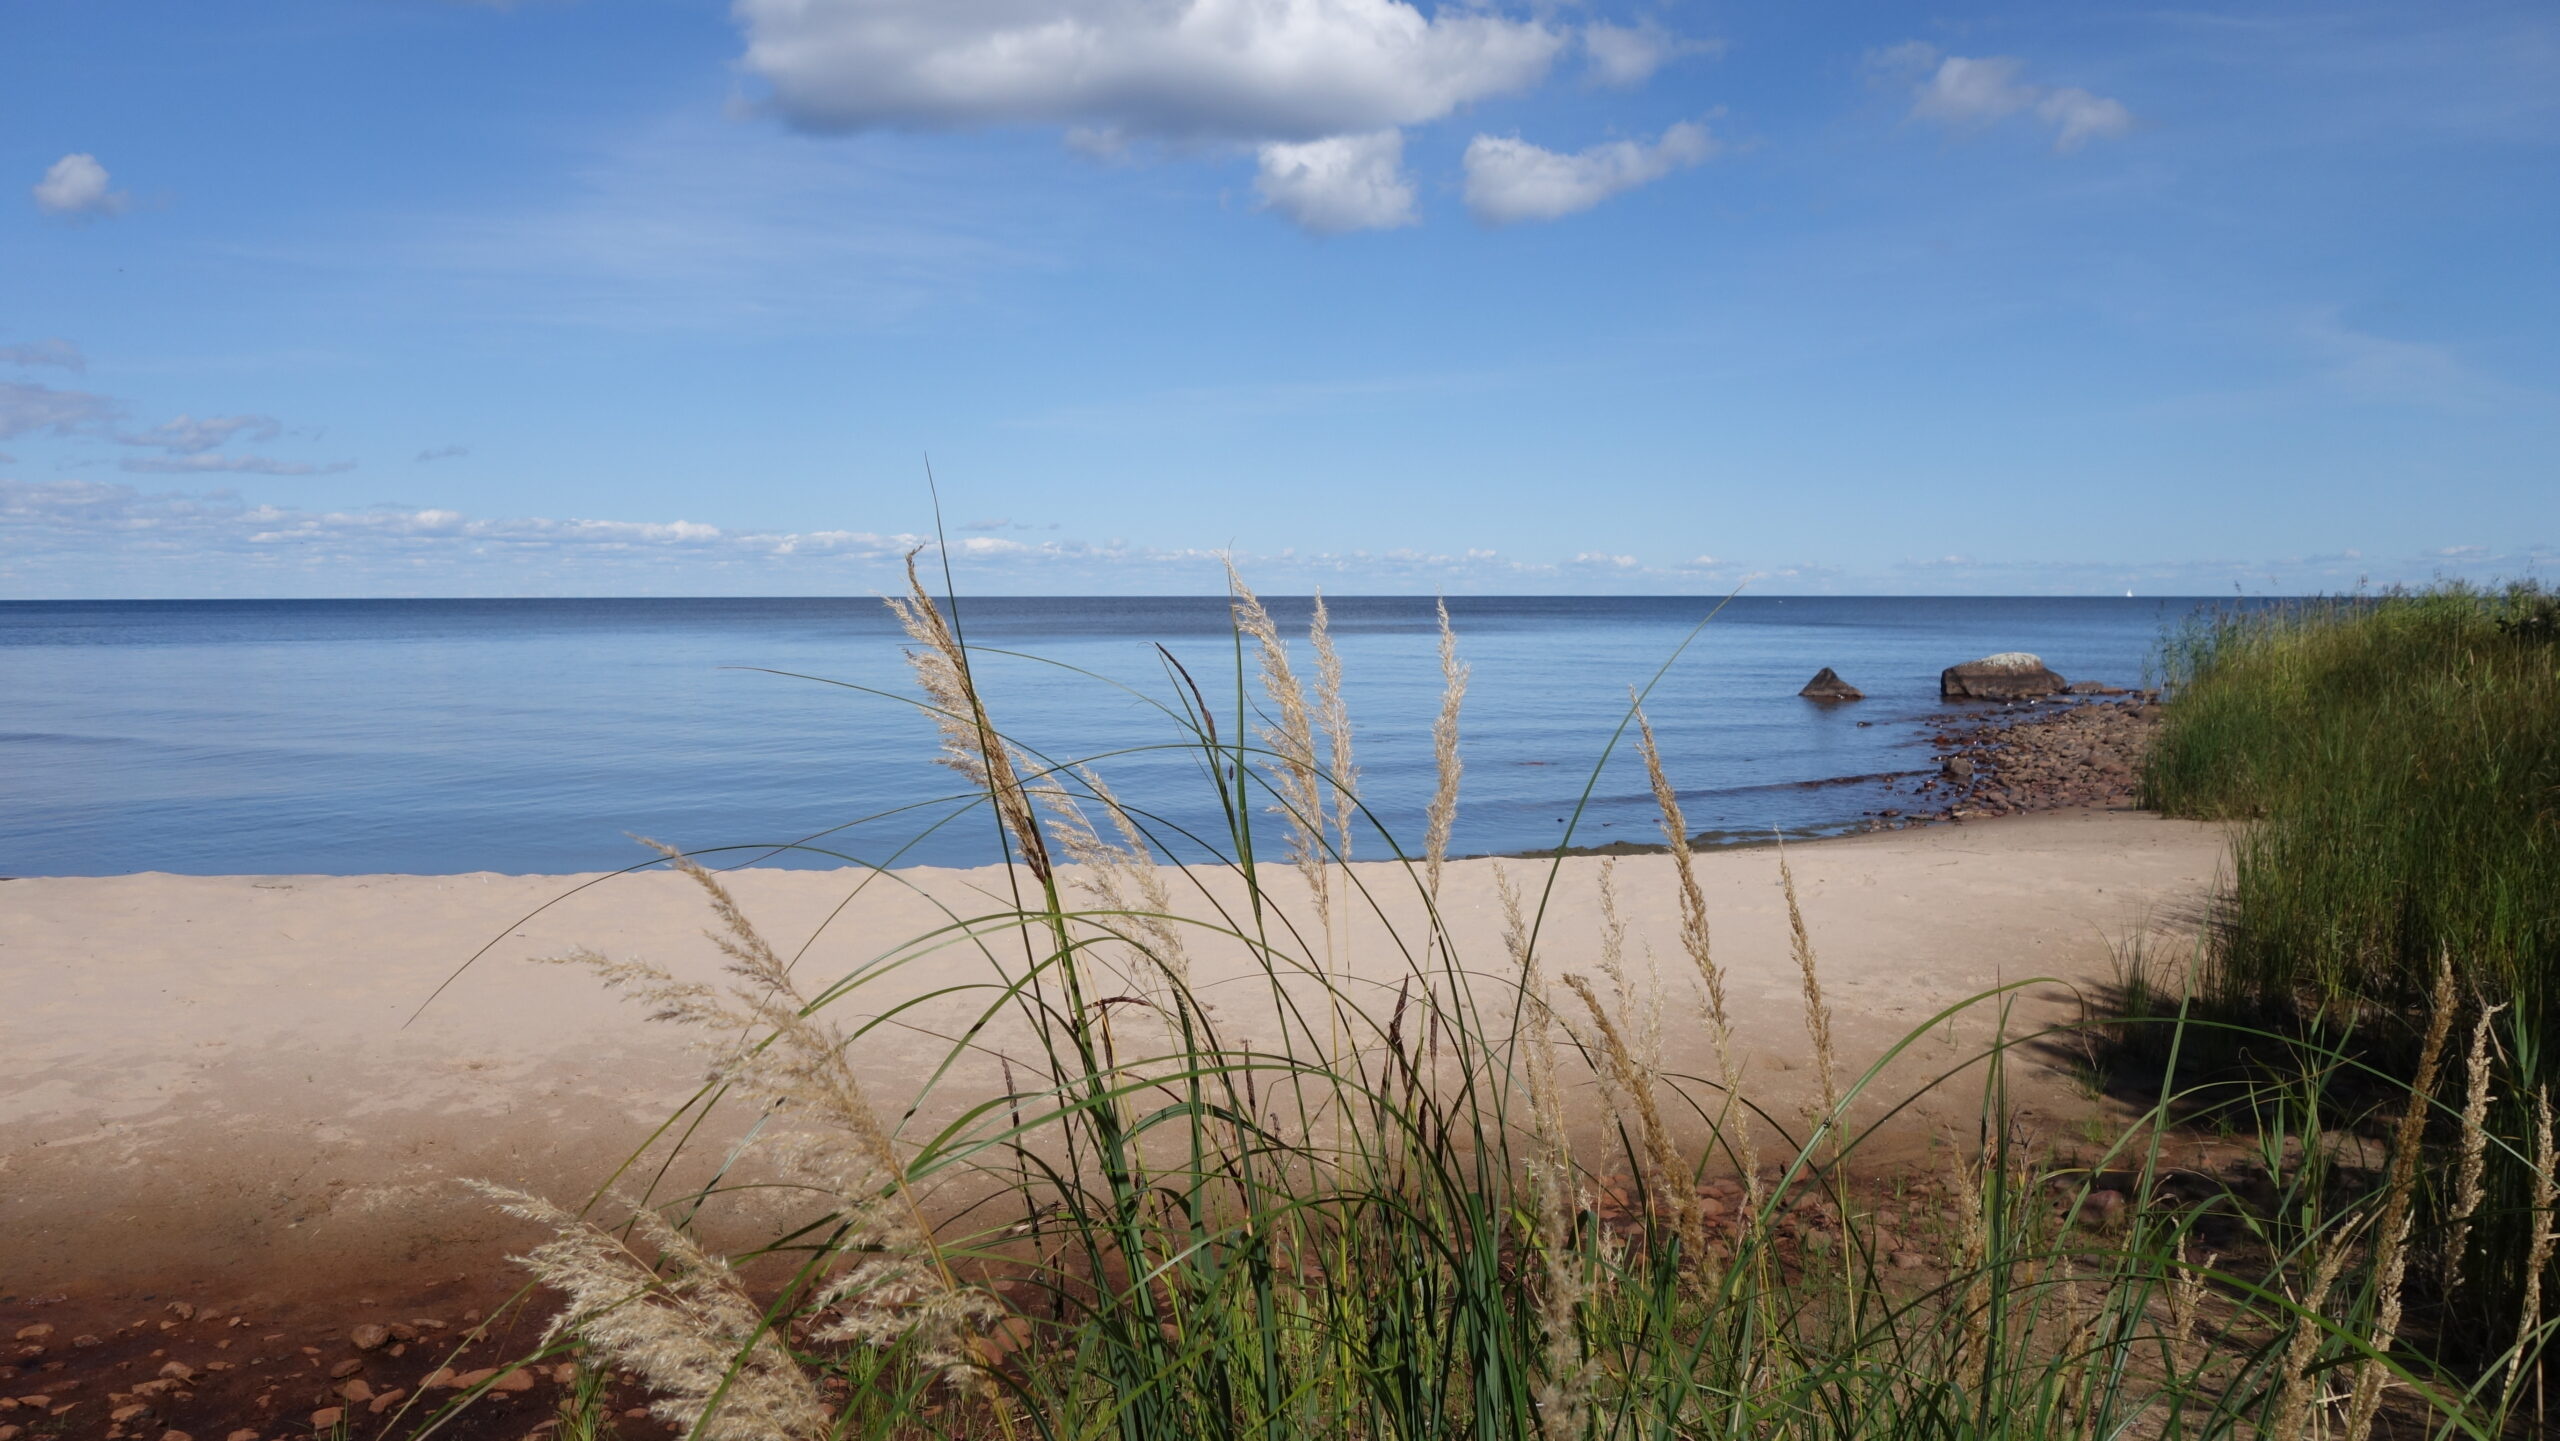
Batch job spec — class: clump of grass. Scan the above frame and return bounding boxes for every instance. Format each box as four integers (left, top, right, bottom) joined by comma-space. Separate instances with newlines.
2140, 580, 2560, 1364
440, 564, 2537, 1441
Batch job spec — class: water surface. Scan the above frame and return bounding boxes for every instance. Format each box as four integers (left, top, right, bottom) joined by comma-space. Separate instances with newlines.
0, 596, 2217, 876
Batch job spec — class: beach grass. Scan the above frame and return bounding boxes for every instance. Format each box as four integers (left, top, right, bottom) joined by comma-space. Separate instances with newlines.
417, 565, 2550, 1441
2138, 580, 2560, 1363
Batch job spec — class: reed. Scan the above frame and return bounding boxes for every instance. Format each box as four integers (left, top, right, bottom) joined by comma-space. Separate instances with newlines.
434, 573, 2527, 1441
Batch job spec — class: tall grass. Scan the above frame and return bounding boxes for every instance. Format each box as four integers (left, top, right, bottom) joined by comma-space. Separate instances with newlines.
425, 564, 2545, 1441
2144, 582, 2560, 1024
2141, 580, 2560, 1364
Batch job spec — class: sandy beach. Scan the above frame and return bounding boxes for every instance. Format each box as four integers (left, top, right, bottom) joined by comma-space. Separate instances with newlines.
4, 806, 2225, 1314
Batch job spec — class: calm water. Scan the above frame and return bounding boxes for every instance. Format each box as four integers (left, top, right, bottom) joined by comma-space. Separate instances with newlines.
0, 596, 2219, 877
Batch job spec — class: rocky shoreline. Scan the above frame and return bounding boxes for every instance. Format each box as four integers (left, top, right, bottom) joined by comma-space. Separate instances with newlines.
1891, 695, 2163, 825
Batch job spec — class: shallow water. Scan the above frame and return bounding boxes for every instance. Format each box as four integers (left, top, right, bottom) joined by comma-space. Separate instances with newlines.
0, 595, 2223, 876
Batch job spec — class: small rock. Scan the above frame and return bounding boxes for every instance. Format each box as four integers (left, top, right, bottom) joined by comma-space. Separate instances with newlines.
72, 1337, 100, 1350
162, 1431, 195, 1441
7, 1330, 46, 1345
2085, 1188, 2129, 1223
112, 1404, 151, 1423
488, 1369, 536, 1394
1798, 667, 1864, 702
307, 1409, 341, 1430
1941, 756, 1975, 782
348, 1325, 389, 1352
1888, 1250, 1926, 1270
366, 1389, 405, 1415
418, 1369, 455, 1391
384, 1324, 418, 1345
165, 1305, 194, 1323
226, 1431, 260, 1441
336, 1380, 371, 1404
158, 1362, 196, 1383
327, 1359, 362, 1380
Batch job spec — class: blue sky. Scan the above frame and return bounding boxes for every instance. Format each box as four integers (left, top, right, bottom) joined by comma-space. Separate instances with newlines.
2, 0, 2554, 597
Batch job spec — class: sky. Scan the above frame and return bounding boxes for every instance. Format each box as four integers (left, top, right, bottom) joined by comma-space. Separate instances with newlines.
2, 0, 2555, 597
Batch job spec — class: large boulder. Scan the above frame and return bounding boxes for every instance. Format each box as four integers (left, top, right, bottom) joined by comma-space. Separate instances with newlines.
1798, 667, 1864, 701
1941, 652, 2066, 700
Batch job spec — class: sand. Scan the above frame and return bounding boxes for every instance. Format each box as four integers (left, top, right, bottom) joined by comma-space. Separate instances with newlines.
1, 806, 2226, 1310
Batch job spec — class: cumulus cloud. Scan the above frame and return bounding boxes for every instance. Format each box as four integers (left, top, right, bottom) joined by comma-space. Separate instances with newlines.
32, 153, 130, 218
1881, 44, 2132, 153
118, 414, 283, 455
118, 453, 356, 476
416, 444, 470, 462
0, 381, 121, 439
1462, 120, 1715, 224
734, 0, 1567, 143
1581, 20, 1718, 88
0, 338, 85, 372
1255, 130, 1418, 232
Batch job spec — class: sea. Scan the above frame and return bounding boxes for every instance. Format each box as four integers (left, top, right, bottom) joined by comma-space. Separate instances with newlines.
0, 596, 2227, 877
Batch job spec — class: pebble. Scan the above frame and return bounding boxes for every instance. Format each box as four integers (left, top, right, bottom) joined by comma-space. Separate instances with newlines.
327, 1358, 362, 1380
227, 1431, 261, 1441
349, 1325, 389, 1352
307, 1409, 341, 1429
6, 1331, 44, 1345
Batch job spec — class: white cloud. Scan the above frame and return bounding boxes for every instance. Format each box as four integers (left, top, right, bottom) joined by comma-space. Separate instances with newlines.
118, 414, 283, 455
1462, 120, 1715, 224
1255, 130, 1418, 232
1885, 45, 2133, 153
2037, 87, 2134, 152
734, 0, 1566, 144
0, 338, 85, 372
32, 153, 130, 218
118, 453, 356, 476
1581, 20, 1717, 88
0, 381, 120, 439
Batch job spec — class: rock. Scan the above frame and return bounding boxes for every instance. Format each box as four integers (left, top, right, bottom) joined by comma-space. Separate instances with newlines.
336, 1380, 371, 1404
327, 1359, 362, 1380
308, 1409, 342, 1430
158, 1362, 196, 1382
8, 1330, 46, 1345
112, 1405, 151, 1423
161, 1431, 194, 1441
72, 1337, 99, 1349
227, 1431, 261, 1441
1940, 652, 2067, 701
2064, 679, 2126, 696
488, 1369, 536, 1394
1941, 756, 1975, 782
164, 1305, 194, 1322
349, 1325, 389, 1352
1797, 667, 1864, 702
1888, 1250, 1926, 1270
